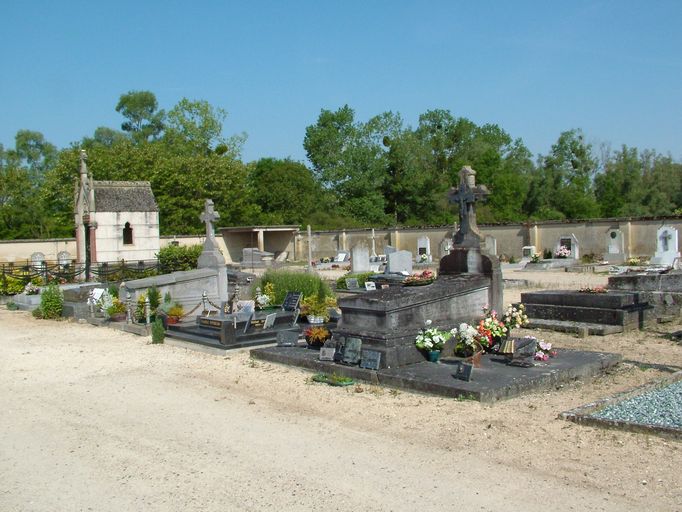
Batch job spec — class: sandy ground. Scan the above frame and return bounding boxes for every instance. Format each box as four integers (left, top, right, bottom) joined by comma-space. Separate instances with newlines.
1, 269, 681, 512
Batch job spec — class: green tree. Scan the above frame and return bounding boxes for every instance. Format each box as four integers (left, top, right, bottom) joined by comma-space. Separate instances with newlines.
115, 90, 165, 143
248, 158, 322, 225
164, 98, 246, 157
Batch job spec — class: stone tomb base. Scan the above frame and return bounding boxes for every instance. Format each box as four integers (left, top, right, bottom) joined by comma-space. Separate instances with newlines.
334, 274, 490, 369
522, 290, 654, 335
250, 346, 621, 402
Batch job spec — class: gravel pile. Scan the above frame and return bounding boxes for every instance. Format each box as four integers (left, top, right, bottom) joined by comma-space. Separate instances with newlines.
591, 380, 682, 429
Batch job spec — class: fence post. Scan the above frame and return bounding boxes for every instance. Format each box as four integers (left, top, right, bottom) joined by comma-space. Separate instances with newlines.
145, 296, 150, 325
126, 291, 133, 324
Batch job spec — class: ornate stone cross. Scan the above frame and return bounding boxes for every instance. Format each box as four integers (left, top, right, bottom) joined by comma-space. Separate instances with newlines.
447, 166, 489, 246
200, 199, 220, 240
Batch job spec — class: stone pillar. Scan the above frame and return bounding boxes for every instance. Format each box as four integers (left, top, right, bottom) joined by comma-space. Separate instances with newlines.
625, 220, 632, 259
340, 230, 348, 251
89, 222, 98, 263
257, 230, 265, 251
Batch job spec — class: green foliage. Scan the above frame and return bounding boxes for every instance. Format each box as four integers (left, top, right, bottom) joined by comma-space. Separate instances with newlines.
39, 283, 63, 319
108, 285, 119, 299
167, 304, 184, 318
157, 244, 203, 273
106, 298, 127, 316
116, 90, 165, 143
151, 318, 165, 344
335, 272, 377, 290
32, 307, 43, 319
147, 285, 161, 311
6, 301, 18, 310
0, 274, 27, 296
257, 269, 332, 305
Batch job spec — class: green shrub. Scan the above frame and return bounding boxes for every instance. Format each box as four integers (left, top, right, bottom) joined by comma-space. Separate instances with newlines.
32, 307, 43, 319
257, 269, 333, 304
0, 274, 28, 296
40, 283, 64, 319
157, 244, 203, 274
108, 285, 119, 299
151, 318, 165, 344
147, 285, 161, 311
336, 272, 377, 290
6, 301, 18, 311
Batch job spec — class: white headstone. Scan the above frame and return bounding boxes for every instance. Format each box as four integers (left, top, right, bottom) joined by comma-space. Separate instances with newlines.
651, 226, 680, 267
351, 244, 371, 273
603, 229, 625, 264
556, 234, 579, 259
57, 251, 71, 265
417, 236, 432, 263
335, 251, 350, 262
387, 250, 413, 274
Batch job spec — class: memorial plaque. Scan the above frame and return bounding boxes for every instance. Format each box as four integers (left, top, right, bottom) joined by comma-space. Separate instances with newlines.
360, 349, 381, 370
346, 278, 359, 290
333, 337, 345, 363
276, 330, 299, 347
454, 362, 473, 381
262, 313, 276, 329
282, 291, 303, 311
319, 347, 336, 361
381, 284, 390, 290
342, 337, 362, 365
364, 281, 376, 291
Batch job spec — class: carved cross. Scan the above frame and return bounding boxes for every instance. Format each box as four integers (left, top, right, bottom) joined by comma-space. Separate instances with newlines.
447, 166, 489, 241
200, 199, 220, 240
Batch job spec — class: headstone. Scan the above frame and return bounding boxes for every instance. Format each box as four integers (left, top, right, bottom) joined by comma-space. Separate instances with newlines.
341, 337, 362, 365
346, 278, 359, 290
651, 226, 680, 267
521, 246, 536, 259
556, 234, 579, 259
30, 252, 45, 269
386, 250, 413, 274
603, 229, 625, 264
262, 313, 276, 329
454, 362, 473, 381
57, 251, 71, 265
384, 245, 397, 255
319, 346, 336, 361
282, 291, 302, 311
351, 244, 371, 273
360, 349, 381, 370
333, 337, 345, 363
417, 236, 432, 263
276, 330, 299, 347
335, 251, 350, 263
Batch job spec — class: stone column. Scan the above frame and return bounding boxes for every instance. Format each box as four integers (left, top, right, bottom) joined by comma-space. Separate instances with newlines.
257, 229, 265, 251
89, 222, 98, 263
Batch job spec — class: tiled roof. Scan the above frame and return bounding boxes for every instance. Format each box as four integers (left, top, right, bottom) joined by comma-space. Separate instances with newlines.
93, 181, 158, 212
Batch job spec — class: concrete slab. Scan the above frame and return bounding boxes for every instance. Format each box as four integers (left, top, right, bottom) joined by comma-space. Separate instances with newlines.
250, 346, 622, 402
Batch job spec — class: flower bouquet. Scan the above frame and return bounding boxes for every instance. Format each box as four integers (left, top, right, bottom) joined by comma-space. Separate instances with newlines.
451, 322, 489, 357
531, 337, 557, 361
477, 307, 508, 344
403, 270, 436, 286
23, 282, 40, 295
578, 286, 607, 294
502, 303, 529, 331
554, 245, 571, 259
415, 320, 451, 353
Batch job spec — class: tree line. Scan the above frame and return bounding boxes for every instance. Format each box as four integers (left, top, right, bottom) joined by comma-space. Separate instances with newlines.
1, 92, 680, 240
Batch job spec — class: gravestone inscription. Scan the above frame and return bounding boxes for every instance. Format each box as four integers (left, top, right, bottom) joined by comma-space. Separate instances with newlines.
360, 349, 382, 370
319, 346, 336, 361
454, 362, 473, 381
282, 291, 303, 311
342, 337, 362, 365
346, 278, 359, 290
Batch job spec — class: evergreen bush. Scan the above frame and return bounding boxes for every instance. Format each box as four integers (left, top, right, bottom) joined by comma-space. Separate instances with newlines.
40, 283, 63, 319
336, 272, 376, 290
151, 318, 165, 344
157, 244, 203, 273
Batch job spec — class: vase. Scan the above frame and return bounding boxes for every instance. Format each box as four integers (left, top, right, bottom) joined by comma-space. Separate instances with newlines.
465, 350, 484, 368
426, 350, 441, 363
305, 338, 327, 349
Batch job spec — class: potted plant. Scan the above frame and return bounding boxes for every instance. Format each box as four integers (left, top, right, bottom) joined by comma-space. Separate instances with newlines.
106, 298, 127, 322
452, 322, 489, 367
304, 326, 331, 348
415, 320, 451, 363
167, 304, 184, 324
477, 307, 508, 351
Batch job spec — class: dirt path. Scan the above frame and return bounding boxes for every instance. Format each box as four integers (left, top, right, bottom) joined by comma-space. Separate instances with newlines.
1, 270, 680, 511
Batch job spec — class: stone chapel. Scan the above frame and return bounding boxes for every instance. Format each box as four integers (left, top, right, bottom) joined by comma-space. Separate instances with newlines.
74, 150, 160, 264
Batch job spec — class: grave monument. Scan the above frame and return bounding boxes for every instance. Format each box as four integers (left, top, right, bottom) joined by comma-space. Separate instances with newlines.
332, 166, 502, 368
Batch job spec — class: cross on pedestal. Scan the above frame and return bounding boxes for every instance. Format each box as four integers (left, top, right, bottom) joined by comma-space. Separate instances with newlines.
200, 199, 220, 240
447, 166, 489, 245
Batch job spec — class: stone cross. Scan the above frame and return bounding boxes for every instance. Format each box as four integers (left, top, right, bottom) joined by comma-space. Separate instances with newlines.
661, 230, 670, 252
200, 199, 220, 240
447, 166, 489, 245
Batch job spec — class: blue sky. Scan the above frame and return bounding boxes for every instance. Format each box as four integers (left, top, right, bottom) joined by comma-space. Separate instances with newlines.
2, 0, 681, 163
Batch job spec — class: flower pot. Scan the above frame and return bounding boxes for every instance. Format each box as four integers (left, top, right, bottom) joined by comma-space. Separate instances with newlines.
426, 350, 441, 363
305, 338, 326, 349
465, 350, 484, 368
167, 316, 180, 325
